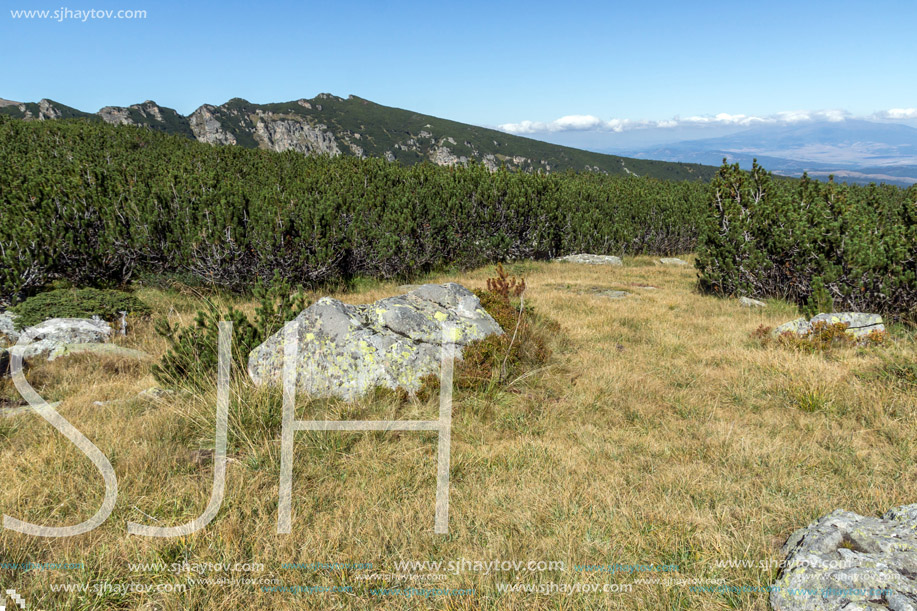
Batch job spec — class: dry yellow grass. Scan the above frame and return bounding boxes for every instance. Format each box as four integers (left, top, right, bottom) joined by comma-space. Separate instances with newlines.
0, 256, 914, 610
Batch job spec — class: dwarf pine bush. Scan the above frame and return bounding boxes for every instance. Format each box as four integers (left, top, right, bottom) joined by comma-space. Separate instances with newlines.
0, 118, 706, 301
697, 160, 917, 321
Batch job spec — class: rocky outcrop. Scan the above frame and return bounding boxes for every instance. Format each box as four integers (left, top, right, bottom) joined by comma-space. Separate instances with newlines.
98, 105, 133, 125
554, 254, 623, 266
248, 283, 503, 401
37, 99, 62, 120
773, 313, 885, 339
189, 105, 237, 145
428, 144, 468, 167
770, 504, 917, 611
99, 101, 170, 125
252, 117, 341, 155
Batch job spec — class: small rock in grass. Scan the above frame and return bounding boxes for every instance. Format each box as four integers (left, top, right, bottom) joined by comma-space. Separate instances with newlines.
554, 254, 623, 266
590, 289, 630, 300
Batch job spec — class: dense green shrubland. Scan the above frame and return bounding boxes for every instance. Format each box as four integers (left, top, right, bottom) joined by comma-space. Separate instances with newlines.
10, 287, 150, 328
0, 117, 706, 302
696, 161, 917, 320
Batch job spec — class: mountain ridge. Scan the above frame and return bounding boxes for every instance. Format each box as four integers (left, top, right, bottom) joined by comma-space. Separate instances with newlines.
0, 94, 715, 181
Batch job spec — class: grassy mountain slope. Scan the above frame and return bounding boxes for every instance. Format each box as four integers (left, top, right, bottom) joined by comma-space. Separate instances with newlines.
1, 94, 716, 181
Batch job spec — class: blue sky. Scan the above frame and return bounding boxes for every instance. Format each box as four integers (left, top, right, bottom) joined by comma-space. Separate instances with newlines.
2, 0, 916, 142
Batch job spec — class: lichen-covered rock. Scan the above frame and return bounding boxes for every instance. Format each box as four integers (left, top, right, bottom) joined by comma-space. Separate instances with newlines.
11, 318, 111, 360
554, 254, 623, 266
739, 296, 766, 308
248, 283, 503, 401
770, 504, 917, 611
809, 313, 885, 338
772, 313, 884, 339
773, 318, 812, 336
659, 257, 689, 266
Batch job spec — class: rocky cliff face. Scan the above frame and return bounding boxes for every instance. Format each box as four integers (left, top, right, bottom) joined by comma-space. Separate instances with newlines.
252, 114, 341, 156
189, 104, 237, 145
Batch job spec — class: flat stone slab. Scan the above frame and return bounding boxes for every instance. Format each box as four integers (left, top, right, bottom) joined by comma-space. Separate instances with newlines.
554, 254, 623, 266
659, 257, 689, 266
588, 289, 630, 300
546, 284, 634, 300
48, 343, 151, 361
771, 504, 917, 611
248, 283, 503, 401
739, 296, 766, 308
9, 317, 112, 360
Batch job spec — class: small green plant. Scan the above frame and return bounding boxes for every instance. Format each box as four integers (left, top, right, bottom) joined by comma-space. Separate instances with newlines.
10, 288, 150, 328
152, 276, 309, 389
452, 266, 554, 391
787, 384, 834, 413
485, 262, 526, 300
803, 277, 835, 318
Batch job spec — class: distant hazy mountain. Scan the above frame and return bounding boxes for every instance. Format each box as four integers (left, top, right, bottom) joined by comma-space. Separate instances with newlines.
0, 95, 715, 182
620, 119, 917, 185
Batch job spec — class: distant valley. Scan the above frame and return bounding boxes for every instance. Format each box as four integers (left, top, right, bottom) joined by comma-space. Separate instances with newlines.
616, 119, 917, 185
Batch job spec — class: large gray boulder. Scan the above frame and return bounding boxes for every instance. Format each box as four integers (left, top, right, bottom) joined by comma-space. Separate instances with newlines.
248, 283, 503, 401
770, 504, 917, 611
11, 318, 112, 360
554, 254, 622, 266
773, 313, 885, 340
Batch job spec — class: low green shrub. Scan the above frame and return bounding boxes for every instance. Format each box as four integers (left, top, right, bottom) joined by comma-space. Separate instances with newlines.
452, 267, 556, 392
10, 287, 150, 328
697, 161, 917, 321
152, 277, 309, 389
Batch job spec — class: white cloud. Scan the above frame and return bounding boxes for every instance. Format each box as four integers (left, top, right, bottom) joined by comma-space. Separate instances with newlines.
498, 114, 647, 134
497, 107, 891, 135
874, 108, 917, 120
